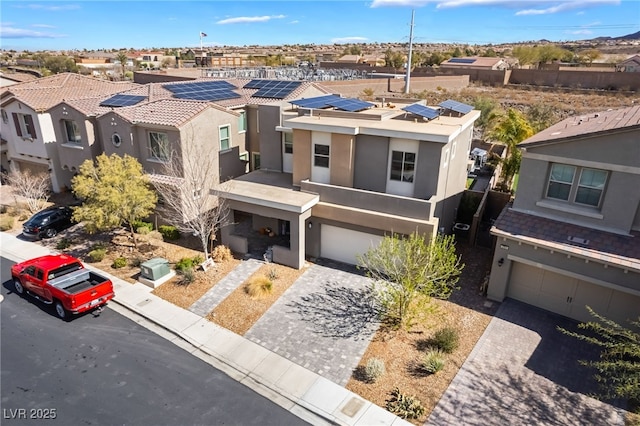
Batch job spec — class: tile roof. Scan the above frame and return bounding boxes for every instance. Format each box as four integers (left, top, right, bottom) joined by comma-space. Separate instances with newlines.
0, 72, 39, 83
521, 104, 640, 146
492, 207, 640, 271
102, 98, 227, 127
2, 73, 138, 112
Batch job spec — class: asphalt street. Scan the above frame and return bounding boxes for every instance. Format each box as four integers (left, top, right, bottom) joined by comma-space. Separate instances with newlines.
1, 256, 309, 426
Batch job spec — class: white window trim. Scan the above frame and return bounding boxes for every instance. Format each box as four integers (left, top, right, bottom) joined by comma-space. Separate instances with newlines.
219, 124, 231, 151
545, 163, 608, 209
313, 144, 330, 168
389, 150, 416, 182
238, 111, 247, 134
148, 131, 169, 162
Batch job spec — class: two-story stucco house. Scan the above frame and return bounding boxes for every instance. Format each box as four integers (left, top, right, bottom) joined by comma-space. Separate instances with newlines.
488, 105, 640, 324
0, 73, 137, 192
217, 96, 479, 269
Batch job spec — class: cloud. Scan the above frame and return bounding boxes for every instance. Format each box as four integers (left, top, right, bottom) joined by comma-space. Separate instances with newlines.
0, 24, 64, 39
331, 36, 369, 43
13, 4, 81, 11
216, 15, 286, 25
514, 0, 620, 16
370, 0, 621, 14
290, 20, 300, 24
371, 0, 430, 7
31, 24, 56, 28
565, 29, 593, 35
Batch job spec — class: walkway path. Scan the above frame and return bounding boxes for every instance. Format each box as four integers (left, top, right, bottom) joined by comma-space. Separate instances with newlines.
245, 264, 380, 386
188, 258, 263, 316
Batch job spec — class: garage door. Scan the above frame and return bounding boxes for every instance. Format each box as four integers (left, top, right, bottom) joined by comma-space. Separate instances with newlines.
320, 224, 383, 265
508, 262, 640, 324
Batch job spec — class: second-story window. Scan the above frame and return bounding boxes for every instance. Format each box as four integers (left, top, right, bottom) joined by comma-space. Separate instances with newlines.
390, 151, 416, 182
314, 144, 329, 167
63, 120, 81, 143
238, 111, 247, 132
12, 113, 37, 139
547, 164, 576, 201
148, 131, 169, 161
546, 163, 608, 208
219, 125, 230, 151
575, 168, 607, 207
284, 132, 293, 154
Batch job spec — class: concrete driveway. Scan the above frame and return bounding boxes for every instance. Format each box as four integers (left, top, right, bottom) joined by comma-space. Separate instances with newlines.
428, 299, 627, 426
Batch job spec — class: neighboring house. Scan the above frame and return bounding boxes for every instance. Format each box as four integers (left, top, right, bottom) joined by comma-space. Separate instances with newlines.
0, 73, 137, 192
616, 54, 640, 72
440, 57, 509, 70
488, 105, 640, 325
336, 55, 362, 64
217, 96, 479, 268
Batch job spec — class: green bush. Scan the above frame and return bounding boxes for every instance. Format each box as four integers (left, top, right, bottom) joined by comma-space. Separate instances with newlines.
431, 327, 460, 353
137, 226, 151, 235
363, 358, 386, 383
131, 220, 153, 233
88, 248, 107, 262
158, 225, 179, 240
112, 257, 127, 269
0, 216, 15, 231
56, 238, 72, 250
386, 387, 425, 420
175, 255, 203, 273
422, 349, 446, 374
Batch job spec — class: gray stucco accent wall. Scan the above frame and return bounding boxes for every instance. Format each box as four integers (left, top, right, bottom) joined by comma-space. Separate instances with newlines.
258, 104, 283, 172
353, 134, 388, 192
414, 141, 442, 200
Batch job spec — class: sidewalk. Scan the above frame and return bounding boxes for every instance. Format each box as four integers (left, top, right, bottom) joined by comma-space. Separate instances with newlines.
0, 232, 410, 426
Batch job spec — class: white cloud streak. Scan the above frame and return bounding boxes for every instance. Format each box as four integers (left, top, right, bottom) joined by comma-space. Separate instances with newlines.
0, 24, 64, 39
216, 15, 285, 25
331, 36, 369, 43
370, 0, 621, 15
14, 4, 81, 11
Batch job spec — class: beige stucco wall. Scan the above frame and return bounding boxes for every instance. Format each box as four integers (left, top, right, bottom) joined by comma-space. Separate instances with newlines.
292, 129, 311, 186
329, 133, 355, 187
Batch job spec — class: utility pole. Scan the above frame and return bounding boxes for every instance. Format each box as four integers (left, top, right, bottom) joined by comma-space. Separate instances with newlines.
404, 9, 415, 95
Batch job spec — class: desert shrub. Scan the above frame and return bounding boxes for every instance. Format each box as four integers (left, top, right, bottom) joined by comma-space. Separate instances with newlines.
244, 275, 273, 299
56, 238, 72, 250
175, 256, 204, 273
0, 205, 7, 214
131, 220, 153, 233
431, 326, 459, 353
88, 248, 107, 262
111, 257, 127, 269
363, 358, 386, 383
176, 267, 195, 285
386, 387, 425, 420
18, 212, 29, 221
158, 225, 179, 240
130, 257, 144, 267
422, 349, 446, 374
211, 245, 233, 262
137, 226, 151, 235
267, 267, 279, 281
146, 230, 163, 241
0, 216, 15, 231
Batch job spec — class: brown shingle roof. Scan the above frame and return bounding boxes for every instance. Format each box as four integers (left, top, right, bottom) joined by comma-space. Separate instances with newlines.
521, 104, 640, 146
492, 207, 640, 271
2, 73, 138, 112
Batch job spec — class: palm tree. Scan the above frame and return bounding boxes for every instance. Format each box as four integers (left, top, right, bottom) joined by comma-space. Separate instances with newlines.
116, 52, 128, 78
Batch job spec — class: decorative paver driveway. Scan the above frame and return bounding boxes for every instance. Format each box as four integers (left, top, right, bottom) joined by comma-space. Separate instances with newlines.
245, 263, 380, 386
428, 299, 626, 426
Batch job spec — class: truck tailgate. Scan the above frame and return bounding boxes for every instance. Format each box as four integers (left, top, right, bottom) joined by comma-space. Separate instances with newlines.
68, 278, 114, 310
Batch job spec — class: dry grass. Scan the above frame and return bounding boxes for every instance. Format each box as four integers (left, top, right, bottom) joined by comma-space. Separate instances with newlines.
207, 263, 305, 335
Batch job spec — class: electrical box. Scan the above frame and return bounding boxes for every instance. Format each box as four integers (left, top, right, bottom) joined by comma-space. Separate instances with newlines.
140, 258, 170, 281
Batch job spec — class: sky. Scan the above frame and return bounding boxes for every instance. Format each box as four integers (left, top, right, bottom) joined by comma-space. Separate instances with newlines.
1, 0, 638, 51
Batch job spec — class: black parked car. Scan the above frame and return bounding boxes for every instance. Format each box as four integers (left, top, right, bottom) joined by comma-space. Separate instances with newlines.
22, 206, 74, 239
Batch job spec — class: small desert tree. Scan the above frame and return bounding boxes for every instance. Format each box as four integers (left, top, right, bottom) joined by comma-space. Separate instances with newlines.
72, 154, 157, 248
357, 232, 464, 329
152, 142, 230, 259
4, 170, 51, 213
488, 108, 534, 190
559, 307, 640, 410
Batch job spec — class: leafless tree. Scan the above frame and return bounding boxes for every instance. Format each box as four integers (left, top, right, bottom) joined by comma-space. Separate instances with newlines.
4, 170, 51, 213
151, 140, 231, 259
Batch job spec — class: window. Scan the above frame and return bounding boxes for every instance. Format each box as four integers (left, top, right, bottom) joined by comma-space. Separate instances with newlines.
443, 148, 450, 168
12, 113, 37, 139
547, 164, 576, 201
390, 150, 415, 182
112, 133, 122, 147
576, 168, 607, 207
63, 120, 81, 143
238, 111, 247, 132
284, 132, 293, 154
219, 125, 230, 151
314, 144, 329, 168
148, 131, 169, 161
1, 110, 8, 124
546, 163, 608, 207
252, 152, 261, 170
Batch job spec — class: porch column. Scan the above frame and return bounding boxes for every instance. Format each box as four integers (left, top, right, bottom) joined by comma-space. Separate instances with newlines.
288, 210, 311, 269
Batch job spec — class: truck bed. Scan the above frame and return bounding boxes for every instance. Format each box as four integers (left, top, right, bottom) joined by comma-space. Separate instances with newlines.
48, 269, 109, 295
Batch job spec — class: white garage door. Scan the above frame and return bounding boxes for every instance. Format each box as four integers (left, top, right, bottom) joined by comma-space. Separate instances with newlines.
508, 262, 640, 324
320, 224, 383, 265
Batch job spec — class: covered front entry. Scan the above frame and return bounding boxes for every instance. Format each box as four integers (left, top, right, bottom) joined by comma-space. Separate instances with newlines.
320, 224, 384, 265
508, 261, 640, 324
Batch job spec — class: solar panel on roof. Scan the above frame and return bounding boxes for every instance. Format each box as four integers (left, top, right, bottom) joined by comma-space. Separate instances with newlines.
290, 94, 341, 109
326, 98, 374, 112
448, 58, 476, 64
252, 80, 302, 99
402, 104, 440, 120
439, 99, 474, 114
99, 94, 146, 107
163, 80, 240, 102
244, 79, 269, 89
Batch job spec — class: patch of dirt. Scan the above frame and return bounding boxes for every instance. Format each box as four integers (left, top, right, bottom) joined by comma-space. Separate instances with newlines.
207, 262, 306, 335
345, 246, 497, 424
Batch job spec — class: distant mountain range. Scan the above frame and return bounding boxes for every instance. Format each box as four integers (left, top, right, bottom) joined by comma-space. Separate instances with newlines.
591, 31, 640, 41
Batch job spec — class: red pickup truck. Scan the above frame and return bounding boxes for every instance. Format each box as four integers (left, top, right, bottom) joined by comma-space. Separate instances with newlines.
11, 254, 115, 320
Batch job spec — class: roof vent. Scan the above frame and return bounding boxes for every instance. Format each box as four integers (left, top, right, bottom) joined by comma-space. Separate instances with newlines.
567, 236, 589, 245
